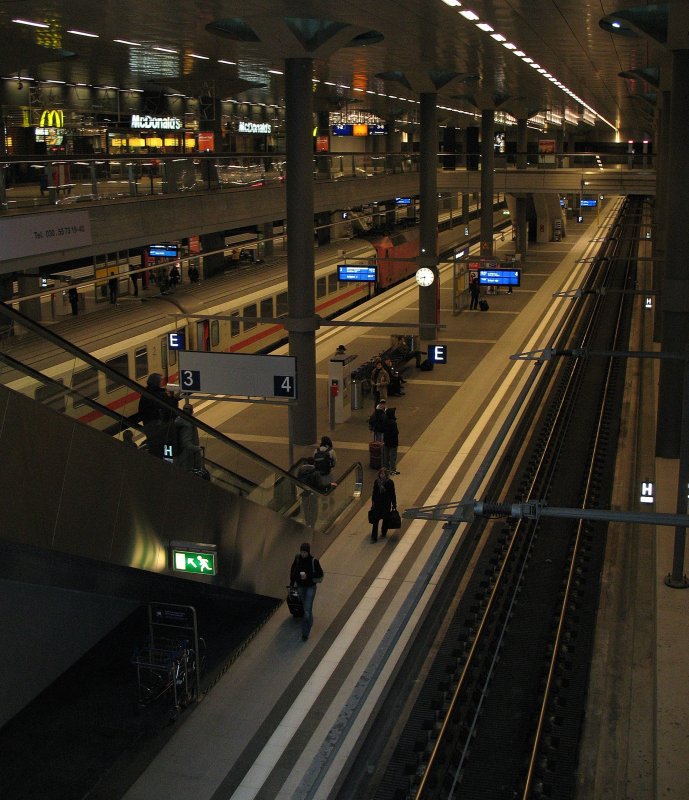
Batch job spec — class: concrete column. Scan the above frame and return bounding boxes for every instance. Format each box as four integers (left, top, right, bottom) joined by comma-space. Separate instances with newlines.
285, 58, 317, 447
480, 109, 495, 256
516, 118, 528, 170
657, 50, 689, 457
419, 92, 439, 342
515, 124, 529, 262
515, 196, 528, 262
200, 231, 225, 278
462, 193, 470, 224
556, 127, 564, 168
654, 89, 671, 343
17, 275, 43, 322
260, 222, 274, 259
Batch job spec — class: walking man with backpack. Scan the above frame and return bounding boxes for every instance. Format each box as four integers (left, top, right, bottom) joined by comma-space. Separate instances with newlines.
289, 542, 324, 641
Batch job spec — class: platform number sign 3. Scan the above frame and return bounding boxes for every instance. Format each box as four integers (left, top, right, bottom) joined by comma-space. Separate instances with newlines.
181, 369, 201, 391
274, 375, 295, 397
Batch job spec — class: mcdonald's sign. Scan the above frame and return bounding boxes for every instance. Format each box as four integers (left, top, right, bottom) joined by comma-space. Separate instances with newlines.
39, 109, 64, 128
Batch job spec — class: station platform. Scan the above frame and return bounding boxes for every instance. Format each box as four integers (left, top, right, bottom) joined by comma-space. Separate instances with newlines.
114, 203, 689, 800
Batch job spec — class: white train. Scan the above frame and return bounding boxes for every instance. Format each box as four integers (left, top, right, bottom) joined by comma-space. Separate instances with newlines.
0, 206, 510, 426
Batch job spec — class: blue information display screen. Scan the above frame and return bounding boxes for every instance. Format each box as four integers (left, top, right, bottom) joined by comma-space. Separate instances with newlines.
395, 197, 412, 205
148, 244, 178, 258
478, 268, 521, 287
338, 264, 377, 282
580, 198, 598, 207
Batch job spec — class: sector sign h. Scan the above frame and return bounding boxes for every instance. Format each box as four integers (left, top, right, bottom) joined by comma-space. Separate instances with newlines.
178, 351, 297, 399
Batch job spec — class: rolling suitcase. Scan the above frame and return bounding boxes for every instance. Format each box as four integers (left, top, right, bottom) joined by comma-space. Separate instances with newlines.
369, 440, 384, 469
286, 586, 304, 617
479, 299, 489, 311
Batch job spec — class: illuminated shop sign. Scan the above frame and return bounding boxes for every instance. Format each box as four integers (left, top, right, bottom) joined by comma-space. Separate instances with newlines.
39, 109, 64, 128
237, 121, 272, 134
130, 115, 182, 130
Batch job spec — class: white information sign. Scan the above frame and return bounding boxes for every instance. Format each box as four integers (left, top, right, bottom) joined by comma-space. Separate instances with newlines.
178, 351, 297, 398
0, 211, 92, 262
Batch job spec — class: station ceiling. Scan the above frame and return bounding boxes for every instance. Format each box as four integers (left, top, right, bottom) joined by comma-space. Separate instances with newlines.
0, 1, 677, 141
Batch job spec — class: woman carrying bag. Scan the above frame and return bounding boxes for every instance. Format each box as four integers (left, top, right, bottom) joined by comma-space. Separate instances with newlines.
369, 467, 398, 543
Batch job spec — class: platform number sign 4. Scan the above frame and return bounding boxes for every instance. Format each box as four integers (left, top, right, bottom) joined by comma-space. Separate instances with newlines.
181, 369, 201, 392
274, 374, 295, 398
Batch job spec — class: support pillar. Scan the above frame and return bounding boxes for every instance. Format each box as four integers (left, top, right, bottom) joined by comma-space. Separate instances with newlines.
515, 121, 529, 262
419, 92, 439, 342
657, 49, 689, 457
461, 193, 470, 225
480, 109, 495, 257
555, 127, 564, 168
654, 89, 671, 343
260, 222, 274, 260
285, 58, 317, 447
516, 118, 528, 170
200, 232, 224, 278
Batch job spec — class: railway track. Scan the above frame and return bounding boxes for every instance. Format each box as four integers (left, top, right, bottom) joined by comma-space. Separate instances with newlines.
341, 197, 644, 800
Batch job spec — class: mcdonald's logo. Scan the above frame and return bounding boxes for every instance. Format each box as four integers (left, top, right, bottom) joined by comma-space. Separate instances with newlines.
39, 109, 64, 128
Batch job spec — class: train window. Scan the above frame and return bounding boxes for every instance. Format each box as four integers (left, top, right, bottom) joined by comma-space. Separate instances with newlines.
260, 298, 273, 320
328, 272, 338, 294
169, 347, 177, 367
160, 338, 168, 371
134, 347, 148, 380
230, 311, 240, 337
72, 367, 99, 408
244, 303, 257, 331
211, 320, 220, 348
276, 292, 288, 317
316, 276, 327, 299
105, 353, 129, 393
35, 381, 66, 414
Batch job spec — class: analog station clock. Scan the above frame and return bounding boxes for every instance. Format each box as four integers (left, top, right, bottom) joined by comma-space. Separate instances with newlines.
415, 267, 435, 287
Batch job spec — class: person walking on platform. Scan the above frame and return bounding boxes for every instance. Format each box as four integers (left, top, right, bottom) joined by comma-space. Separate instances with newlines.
108, 272, 118, 305
469, 276, 480, 310
130, 268, 139, 297
371, 359, 390, 406
370, 468, 397, 543
137, 372, 177, 455
383, 407, 400, 475
68, 286, 79, 316
369, 401, 387, 442
290, 542, 324, 641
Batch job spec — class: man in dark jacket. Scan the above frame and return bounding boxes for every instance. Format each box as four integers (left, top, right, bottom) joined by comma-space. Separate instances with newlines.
369, 401, 387, 442
289, 542, 324, 641
383, 407, 400, 475
370, 468, 397, 543
137, 373, 177, 456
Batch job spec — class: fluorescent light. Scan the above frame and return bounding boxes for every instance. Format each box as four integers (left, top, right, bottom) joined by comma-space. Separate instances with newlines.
460, 10, 480, 21
67, 29, 98, 38
218, 59, 236, 65
522, 56, 533, 63
268, 69, 283, 75
477, 23, 493, 31
530, 63, 541, 68
491, 33, 506, 42
189, 53, 209, 60
114, 39, 140, 46
153, 46, 178, 54
12, 18, 49, 28
503, 42, 517, 49
441, 0, 462, 5
514, 50, 526, 57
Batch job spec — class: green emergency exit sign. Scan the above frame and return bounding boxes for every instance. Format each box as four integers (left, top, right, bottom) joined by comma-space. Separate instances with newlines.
172, 549, 216, 575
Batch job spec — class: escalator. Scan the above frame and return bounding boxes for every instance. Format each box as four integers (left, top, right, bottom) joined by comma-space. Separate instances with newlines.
0, 301, 363, 760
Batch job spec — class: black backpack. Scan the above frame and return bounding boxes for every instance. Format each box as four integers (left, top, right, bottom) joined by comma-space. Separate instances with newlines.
313, 449, 331, 475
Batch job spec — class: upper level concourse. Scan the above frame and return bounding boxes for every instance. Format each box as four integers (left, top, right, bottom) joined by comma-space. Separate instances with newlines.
0, 152, 655, 277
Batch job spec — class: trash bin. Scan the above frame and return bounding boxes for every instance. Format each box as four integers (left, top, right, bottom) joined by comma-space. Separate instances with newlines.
351, 378, 362, 410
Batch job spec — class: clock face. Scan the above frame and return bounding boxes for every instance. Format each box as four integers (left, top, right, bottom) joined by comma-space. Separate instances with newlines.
416, 267, 435, 287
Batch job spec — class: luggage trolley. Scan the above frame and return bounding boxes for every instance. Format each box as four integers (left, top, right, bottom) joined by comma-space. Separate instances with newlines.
131, 602, 205, 719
